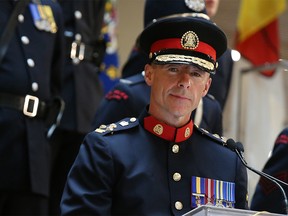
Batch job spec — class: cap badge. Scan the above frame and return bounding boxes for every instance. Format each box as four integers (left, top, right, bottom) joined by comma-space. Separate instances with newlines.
181, 31, 199, 50
185, 127, 191, 138
153, 124, 163, 135
184, 0, 205, 12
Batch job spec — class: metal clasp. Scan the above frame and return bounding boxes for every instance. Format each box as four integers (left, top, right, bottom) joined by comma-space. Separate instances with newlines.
70, 34, 85, 64
23, 95, 39, 117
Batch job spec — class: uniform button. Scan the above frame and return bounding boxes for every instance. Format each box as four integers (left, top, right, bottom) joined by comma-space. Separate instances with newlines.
18, 14, 24, 22
75, 33, 81, 41
31, 82, 38, 92
130, 117, 136, 122
21, 36, 30, 45
172, 144, 179, 153
74, 10, 82, 19
175, 201, 183, 210
27, 59, 35, 67
173, 172, 181, 181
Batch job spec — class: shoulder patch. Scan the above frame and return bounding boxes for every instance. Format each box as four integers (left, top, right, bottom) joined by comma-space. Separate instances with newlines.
105, 89, 129, 100
275, 134, 288, 145
194, 124, 228, 147
95, 117, 138, 135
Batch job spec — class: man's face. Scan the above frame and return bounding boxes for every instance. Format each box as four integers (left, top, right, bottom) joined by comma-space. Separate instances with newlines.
144, 63, 212, 126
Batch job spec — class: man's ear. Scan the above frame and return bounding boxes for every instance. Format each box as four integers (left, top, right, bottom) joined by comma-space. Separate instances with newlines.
144, 64, 153, 86
202, 77, 212, 97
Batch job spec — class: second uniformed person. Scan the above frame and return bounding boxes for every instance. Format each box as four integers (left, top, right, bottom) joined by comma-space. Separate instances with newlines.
61, 12, 248, 215
0, 0, 64, 214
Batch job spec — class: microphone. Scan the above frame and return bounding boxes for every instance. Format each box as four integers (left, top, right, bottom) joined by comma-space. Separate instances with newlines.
226, 138, 288, 215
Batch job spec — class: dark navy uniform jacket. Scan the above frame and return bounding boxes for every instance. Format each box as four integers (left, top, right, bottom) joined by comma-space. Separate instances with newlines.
0, 0, 64, 196
93, 72, 223, 135
58, 0, 105, 134
61, 109, 248, 215
250, 127, 288, 214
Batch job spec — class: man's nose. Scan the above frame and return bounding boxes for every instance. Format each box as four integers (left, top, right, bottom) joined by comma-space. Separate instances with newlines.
177, 72, 191, 89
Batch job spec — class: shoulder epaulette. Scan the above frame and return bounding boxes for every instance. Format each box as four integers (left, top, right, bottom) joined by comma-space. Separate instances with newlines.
205, 93, 216, 100
120, 72, 145, 86
194, 124, 228, 147
95, 117, 139, 136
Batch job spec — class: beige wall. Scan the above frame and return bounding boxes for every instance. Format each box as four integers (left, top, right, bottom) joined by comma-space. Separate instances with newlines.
117, 0, 145, 72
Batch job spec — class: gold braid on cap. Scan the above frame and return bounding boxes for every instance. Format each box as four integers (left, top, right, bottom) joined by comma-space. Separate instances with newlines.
155, 54, 216, 73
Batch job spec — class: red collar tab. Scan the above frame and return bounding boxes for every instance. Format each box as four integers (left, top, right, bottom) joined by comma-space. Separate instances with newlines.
144, 115, 193, 143
150, 38, 216, 61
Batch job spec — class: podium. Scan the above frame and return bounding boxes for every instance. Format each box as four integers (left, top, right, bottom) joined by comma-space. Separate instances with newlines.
183, 205, 285, 216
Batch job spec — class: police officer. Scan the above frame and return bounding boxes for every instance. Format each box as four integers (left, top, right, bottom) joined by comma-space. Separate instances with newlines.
0, 0, 64, 214
49, 0, 106, 215
93, 0, 223, 135
61, 12, 248, 215
122, 0, 233, 110
250, 127, 288, 214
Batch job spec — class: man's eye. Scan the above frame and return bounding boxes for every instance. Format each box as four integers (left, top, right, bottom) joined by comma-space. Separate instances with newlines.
168, 67, 178, 72
190, 72, 201, 77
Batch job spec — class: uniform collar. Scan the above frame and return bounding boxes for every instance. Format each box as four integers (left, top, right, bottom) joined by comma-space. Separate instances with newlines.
144, 115, 193, 143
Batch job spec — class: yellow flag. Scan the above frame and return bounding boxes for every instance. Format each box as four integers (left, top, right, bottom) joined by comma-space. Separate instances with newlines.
237, 0, 286, 43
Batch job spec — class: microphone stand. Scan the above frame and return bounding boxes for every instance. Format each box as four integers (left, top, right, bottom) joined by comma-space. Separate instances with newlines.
234, 144, 288, 215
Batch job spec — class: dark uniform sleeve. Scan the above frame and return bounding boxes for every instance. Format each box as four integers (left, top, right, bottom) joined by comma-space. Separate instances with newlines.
61, 132, 114, 215
250, 128, 288, 214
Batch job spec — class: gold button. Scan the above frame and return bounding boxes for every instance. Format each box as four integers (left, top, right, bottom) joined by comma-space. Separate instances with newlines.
173, 173, 181, 181
175, 201, 183, 210
172, 144, 179, 153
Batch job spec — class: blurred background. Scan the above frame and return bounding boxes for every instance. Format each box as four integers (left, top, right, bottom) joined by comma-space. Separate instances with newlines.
117, 0, 288, 70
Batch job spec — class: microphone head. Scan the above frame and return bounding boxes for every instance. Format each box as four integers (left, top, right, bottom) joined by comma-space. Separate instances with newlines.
226, 138, 238, 152
236, 142, 244, 152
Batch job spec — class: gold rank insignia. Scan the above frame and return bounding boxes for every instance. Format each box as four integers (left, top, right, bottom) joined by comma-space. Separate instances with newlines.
184, 127, 191, 138
95, 118, 138, 135
153, 124, 163, 135
181, 31, 199, 50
